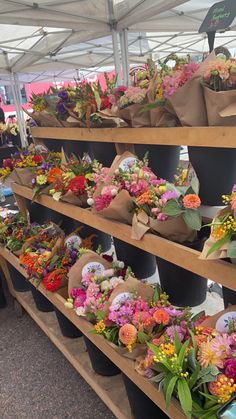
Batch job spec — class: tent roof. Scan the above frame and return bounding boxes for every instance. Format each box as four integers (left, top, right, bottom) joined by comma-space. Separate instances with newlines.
0, 0, 235, 83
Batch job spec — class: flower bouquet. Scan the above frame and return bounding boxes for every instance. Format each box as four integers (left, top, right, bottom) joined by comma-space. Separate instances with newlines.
66, 251, 129, 321
87, 151, 158, 224
136, 305, 236, 418
203, 57, 236, 125
49, 154, 98, 206
200, 185, 236, 261
42, 227, 97, 293
132, 163, 202, 243
0, 212, 26, 246
32, 165, 63, 200
6, 222, 44, 256
19, 223, 64, 281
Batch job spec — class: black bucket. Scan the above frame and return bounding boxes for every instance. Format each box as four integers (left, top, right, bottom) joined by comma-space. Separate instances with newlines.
113, 238, 156, 279
222, 286, 236, 308
157, 237, 207, 307
7, 263, 30, 292
29, 284, 54, 312
0, 270, 7, 308
188, 147, 236, 205
135, 145, 180, 181
84, 335, 120, 376
54, 307, 83, 338
122, 374, 168, 419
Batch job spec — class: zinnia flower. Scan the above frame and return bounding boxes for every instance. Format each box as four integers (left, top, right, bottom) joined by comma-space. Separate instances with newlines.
183, 194, 201, 209
47, 167, 63, 183
67, 175, 86, 195
153, 308, 170, 325
42, 269, 67, 292
198, 339, 224, 368
119, 323, 137, 346
36, 174, 47, 185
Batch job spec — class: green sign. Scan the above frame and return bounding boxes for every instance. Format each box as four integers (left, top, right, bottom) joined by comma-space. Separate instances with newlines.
199, 0, 236, 33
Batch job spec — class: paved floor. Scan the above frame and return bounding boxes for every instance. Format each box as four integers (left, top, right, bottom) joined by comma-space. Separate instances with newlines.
0, 297, 114, 419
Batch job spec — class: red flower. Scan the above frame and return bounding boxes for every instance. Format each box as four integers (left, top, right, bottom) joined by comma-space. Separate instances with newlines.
102, 254, 113, 262
32, 155, 43, 164
42, 269, 67, 292
67, 175, 86, 196
3, 158, 13, 169
100, 96, 112, 110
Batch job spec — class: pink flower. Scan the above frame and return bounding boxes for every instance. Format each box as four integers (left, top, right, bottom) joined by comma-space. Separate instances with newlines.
210, 334, 232, 358
151, 208, 161, 216
73, 289, 87, 308
162, 191, 178, 201
101, 185, 118, 196
86, 283, 100, 298
157, 213, 167, 221
81, 273, 94, 287
224, 358, 236, 381
166, 325, 186, 341
95, 194, 113, 211
127, 179, 149, 197
108, 94, 116, 105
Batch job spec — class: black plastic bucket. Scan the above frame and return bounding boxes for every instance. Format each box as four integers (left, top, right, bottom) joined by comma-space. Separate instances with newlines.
188, 147, 236, 205
84, 335, 120, 376
113, 238, 156, 279
122, 374, 168, 419
29, 284, 54, 312
135, 145, 180, 181
0, 270, 7, 308
157, 238, 207, 307
7, 263, 30, 292
54, 307, 83, 338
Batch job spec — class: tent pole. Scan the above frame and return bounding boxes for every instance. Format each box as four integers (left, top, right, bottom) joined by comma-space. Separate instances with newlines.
111, 29, 121, 84
11, 73, 27, 147
119, 29, 130, 86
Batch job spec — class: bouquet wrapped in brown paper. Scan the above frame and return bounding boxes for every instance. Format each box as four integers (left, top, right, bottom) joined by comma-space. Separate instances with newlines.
200, 185, 236, 261
131, 162, 202, 243
87, 151, 158, 225
202, 56, 236, 126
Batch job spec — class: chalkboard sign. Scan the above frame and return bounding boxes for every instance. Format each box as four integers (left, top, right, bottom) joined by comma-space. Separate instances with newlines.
199, 0, 236, 33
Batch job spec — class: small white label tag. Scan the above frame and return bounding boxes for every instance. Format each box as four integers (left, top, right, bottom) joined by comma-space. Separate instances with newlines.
111, 292, 132, 308
119, 157, 137, 171
216, 311, 236, 333
82, 262, 105, 276
65, 235, 82, 250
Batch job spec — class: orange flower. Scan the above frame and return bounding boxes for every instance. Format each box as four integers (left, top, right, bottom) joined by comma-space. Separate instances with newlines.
47, 167, 63, 183
183, 194, 201, 209
119, 324, 137, 346
136, 191, 152, 205
152, 308, 170, 325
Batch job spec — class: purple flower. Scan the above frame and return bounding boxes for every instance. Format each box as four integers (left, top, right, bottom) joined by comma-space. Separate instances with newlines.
56, 101, 67, 115
58, 90, 69, 101
32, 178, 36, 186
162, 190, 178, 201
165, 307, 183, 317
166, 325, 186, 342
232, 184, 236, 193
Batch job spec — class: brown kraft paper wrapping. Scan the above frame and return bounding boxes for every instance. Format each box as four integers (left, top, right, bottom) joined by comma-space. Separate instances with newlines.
92, 188, 133, 224
108, 151, 137, 174
21, 224, 64, 254
61, 190, 88, 207
204, 87, 236, 126
68, 250, 111, 293
166, 52, 216, 127
201, 305, 236, 329
132, 211, 196, 243
24, 109, 63, 127
9, 168, 36, 188
118, 102, 150, 128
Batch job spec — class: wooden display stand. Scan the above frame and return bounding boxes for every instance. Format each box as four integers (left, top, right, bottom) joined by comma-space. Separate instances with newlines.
2, 126, 236, 419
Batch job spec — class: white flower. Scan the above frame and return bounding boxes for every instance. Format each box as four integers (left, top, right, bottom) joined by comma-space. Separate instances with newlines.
87, 198, 94, 206
64, 300, 73, 309
110, 276, 124, 289
53, 192, 62, 202
100, 280, 110, 292
118, 261, 125, 269
75, 307, 86, 317
111, 188, 118, 197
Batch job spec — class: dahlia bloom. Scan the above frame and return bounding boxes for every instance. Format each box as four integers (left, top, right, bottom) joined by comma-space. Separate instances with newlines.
183, 194, 201, 209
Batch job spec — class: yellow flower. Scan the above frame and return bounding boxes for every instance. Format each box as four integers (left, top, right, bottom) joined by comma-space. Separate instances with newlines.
36, 175, 47, 185
95, 320, 105, 334
159, 185, 167, 193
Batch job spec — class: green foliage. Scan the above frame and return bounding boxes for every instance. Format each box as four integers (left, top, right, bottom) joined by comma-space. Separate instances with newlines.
206, 234, 231, 258
227, 240, 236, 258
193, 365, 219, 391
162, 200, 183, 217
177, 379, 192, 418
183, 209, 202, 231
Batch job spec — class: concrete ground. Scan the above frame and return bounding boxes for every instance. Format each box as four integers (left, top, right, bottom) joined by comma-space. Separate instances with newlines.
0, 296, 114, 419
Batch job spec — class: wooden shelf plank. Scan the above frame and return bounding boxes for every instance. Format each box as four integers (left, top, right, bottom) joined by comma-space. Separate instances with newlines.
12, 183, 236, 292
2, 248, 185, 419
31, 126, 236, 148
14, 291, 131, 419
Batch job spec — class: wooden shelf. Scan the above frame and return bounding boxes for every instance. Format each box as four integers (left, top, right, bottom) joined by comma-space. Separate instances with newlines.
0, 247, 185, 419
12, 291, 131, 419
11, 183, 236, 293
31, 126, 236, 148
